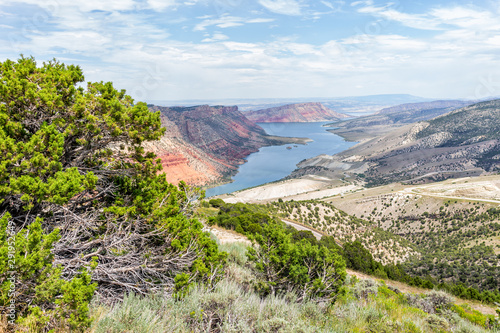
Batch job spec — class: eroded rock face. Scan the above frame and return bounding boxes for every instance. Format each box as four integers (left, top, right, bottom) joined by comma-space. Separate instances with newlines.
145, 105, 276, 186
245, 102, 349, 123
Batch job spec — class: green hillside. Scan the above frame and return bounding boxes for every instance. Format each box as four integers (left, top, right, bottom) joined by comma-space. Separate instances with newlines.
90, 241, 499, 333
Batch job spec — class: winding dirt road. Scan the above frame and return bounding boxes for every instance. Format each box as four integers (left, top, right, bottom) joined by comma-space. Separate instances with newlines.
281, 218, 325, 240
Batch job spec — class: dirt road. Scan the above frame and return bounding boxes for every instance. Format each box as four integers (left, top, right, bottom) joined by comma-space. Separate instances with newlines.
281, 218, 325, 240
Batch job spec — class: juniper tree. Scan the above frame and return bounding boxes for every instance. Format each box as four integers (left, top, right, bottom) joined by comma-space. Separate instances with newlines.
247, 222, 346, 304
0, 56, 225, 330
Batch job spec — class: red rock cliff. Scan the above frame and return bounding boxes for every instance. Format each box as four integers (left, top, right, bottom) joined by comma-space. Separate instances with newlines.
245, 102, 349, 122
144, 105, 282, 186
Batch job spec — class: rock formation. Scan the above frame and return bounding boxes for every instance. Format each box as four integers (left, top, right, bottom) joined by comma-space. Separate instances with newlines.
245, 102, 349, 123
144, 104, 304, 186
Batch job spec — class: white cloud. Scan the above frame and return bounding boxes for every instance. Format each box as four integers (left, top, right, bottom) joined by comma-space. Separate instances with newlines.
357, 4, 500, 33
28, 31, 112, 54
147, 0, 177, 11
247, 18, 275, 24
2, 0, 137, 13
321, 1, 335, 10
202, 33, 229, 42
194, 15, 274, 31
377, 9, 443, 30
2, 0, 500, 100
258, 0, 302, 16
431, 7, 500, 30
350, 0, 373, 7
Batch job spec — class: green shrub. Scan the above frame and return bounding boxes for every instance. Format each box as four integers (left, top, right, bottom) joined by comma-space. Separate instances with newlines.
451, 304, 496, 329
0, 214, 96, 331
0, 56, 227, 330
247, 222, 346, 304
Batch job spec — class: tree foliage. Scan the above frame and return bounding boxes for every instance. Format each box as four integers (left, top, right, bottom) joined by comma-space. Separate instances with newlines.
247, 222, 346, 304
0, 56, 225, 330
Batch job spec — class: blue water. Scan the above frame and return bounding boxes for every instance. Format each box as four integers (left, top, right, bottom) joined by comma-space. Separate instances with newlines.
205, 122, 355, 196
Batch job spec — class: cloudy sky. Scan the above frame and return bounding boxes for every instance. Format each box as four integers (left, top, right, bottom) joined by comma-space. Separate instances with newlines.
1, 0, 499, 101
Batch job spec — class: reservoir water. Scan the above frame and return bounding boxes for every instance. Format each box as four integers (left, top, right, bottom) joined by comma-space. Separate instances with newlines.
205, 122, 355, 197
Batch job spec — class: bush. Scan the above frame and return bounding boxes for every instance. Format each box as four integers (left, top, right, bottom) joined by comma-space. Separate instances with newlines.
209, 198, 225, 208
352, 279, 378, 300
451, 304, 496, 329
0, 214, 96, 331
247, 222, 346, 304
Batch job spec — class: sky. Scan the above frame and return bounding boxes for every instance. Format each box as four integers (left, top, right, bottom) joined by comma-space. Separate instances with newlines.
1, 0, 500, 101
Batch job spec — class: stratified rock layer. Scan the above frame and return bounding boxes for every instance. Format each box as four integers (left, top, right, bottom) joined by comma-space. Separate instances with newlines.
245, 102, 349, 123
294, 99, 500, 185
144, 105, 286, 186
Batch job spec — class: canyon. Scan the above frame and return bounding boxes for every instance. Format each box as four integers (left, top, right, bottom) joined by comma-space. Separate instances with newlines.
144, 104, 307, 186
293, 99, 500, 186
245, 102, 349, 122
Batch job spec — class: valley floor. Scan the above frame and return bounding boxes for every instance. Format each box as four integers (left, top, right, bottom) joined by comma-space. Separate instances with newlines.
216, 174, 500, 206
217, 175, 360, 203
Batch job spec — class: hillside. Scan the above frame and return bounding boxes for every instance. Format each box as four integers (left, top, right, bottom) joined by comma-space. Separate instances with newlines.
245, 102, 350, 122
327, 100, 473, 141
416, 99, 500, 146
294, 99, 500, 186
323, 176, 500, 294
216, 168, 500, 300
268, 200, 419, 265
377, 100, 473, 115
145, 105, 308, 185
90, 241, 498, 332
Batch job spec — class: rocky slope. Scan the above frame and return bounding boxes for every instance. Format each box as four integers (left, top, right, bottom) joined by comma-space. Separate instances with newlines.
326, 100, 473, 141
376, 100, 472, 115
144, 105, 306, 186
245, 102, 349, 122
293, 99, 500, 185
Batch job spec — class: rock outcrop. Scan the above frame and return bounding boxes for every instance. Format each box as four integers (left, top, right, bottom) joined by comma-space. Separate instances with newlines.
145, 104, 304, 186
245, 102, 349, 123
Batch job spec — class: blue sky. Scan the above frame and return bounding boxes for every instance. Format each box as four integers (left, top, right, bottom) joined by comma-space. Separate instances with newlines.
1, 0, 500, 101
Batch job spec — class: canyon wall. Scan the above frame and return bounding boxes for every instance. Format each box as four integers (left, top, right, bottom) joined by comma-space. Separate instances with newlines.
144, 104, 294, 186
245, 102, 349, 122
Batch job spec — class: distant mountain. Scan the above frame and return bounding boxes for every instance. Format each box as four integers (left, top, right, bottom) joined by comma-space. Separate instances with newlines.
376, 100, 471, 115
294, 99, 500, 185
149, 94, 429, 114
329, 100, 473, 130
245, 102, 350, 123
144, 105, 306, 185
335, 94, 430, 105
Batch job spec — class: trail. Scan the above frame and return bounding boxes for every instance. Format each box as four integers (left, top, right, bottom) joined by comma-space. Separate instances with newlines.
281, 218, 325, 240
403, 188, 500, 204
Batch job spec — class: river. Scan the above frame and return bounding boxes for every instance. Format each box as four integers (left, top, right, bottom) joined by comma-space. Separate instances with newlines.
205, 122, 355, 197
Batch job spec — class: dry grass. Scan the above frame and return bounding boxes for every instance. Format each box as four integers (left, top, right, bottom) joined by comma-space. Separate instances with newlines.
346, 269, 498, 316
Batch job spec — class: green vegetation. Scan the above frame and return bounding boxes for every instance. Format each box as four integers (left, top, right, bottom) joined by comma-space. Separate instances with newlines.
248, 222, 346, 304
268, 200, 418, 264
90, 242, 498, 332
0, 57, 225, 331
2, 56, 498, 332
394, 206, 500, 300
209, 199, 500, 307
207, 201, 347, 304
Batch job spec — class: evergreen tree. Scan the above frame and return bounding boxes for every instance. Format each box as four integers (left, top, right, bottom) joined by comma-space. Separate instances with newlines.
0, 56, 225, 330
